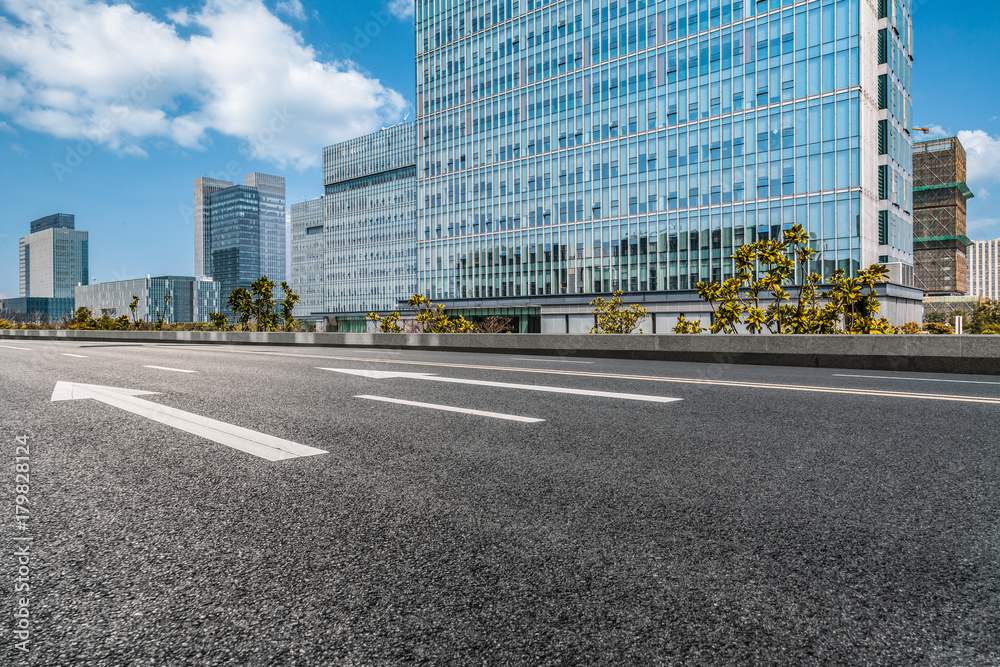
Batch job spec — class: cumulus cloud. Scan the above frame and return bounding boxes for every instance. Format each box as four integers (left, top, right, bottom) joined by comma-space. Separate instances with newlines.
275, 0, 306, 20
958, 130, 1000, 187
925, 124, 948, 139
0, 0, 408, 168
387, 0, 414, 20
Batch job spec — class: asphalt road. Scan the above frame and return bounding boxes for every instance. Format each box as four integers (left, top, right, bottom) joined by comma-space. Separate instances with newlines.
1, 340, 999, 666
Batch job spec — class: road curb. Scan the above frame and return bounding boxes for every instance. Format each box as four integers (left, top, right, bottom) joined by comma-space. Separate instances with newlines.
3, 329, 1000, 375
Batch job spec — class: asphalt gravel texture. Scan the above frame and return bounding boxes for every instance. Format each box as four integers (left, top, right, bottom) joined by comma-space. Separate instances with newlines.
1, 340, 999, 666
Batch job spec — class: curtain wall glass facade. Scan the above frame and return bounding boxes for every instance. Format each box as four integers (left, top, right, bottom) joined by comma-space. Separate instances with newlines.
323, 123, 418, 313
290, 196, 326, 317
414, 0, 914, 300
205, 185, 262, 305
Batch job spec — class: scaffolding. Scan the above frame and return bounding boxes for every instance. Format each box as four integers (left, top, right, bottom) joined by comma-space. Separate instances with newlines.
912, 137, 974, 296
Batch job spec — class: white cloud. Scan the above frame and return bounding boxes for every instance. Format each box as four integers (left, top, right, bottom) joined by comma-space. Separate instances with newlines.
925, 124, 948, 139
958, 130, 1000, 187
387, 0, 414, 20
0, 0, 408, 168
0, 120, 16, 134
275, 0, 306, 20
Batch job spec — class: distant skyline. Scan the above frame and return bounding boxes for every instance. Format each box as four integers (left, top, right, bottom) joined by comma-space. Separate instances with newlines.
1, 0, 998, 298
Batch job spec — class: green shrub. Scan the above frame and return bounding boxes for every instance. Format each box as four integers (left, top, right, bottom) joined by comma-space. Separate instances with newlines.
923, 322, 954, 335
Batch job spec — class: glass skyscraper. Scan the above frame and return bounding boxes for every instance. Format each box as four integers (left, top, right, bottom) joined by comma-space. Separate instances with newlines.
290, 196, 326, 319
246, 172, 287, 284
203, 184, 262, 307
414, 0, 915, 305
322, 122, 418, 316
194, 173, 286, 298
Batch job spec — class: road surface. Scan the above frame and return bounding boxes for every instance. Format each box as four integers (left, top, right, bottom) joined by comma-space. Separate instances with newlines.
1, 340, 998, 665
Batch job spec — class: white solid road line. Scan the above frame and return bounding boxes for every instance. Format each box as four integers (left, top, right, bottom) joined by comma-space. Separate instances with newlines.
144, 365, 197, 373
0, 344, 32, 351
62, 353, 89, 358
356, 395, 545, 422
321, 368, 683, 404
51, 382, 327, 461
834, 373, 1000, 386
510, 357, 595, 364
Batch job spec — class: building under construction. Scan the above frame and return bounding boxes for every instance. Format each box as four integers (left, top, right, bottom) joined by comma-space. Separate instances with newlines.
912, 137, 974, 295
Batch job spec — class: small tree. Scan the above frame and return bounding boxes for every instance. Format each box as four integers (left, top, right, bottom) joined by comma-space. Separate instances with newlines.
673, 315, 705, 334
209, 312, 230, 331
409, 294, 477, 333
67, 307, 96, 330
163, 294, 172, 324
695, 223, 895, 334
128, 295, 140, 325
250, 276, 280, 331
227, 288, 253, 329
476, 315, 513, 333
279, 281, 300, 331
968, 300, 1000, 334
589, 291, 647, 334
367, 311, 403, 333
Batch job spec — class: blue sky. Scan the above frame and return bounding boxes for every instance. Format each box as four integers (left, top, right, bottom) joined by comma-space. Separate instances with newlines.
0, 0, 998, 298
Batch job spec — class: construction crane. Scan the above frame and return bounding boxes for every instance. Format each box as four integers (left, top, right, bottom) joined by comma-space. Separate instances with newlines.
913, 127, 931, 134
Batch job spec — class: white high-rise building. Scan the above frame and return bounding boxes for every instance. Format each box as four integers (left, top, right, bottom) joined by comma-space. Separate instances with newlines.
19, 213, 88, 298
968, 238, 1000, 301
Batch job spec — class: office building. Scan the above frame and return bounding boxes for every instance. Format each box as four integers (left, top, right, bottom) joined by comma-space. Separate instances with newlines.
968, 238, 1000, 302
194, 177, 234, 279
75, 276, 222, 323
193, 173, 286, 300
246, 172, 287, 283
290, 196, 326, 320
409, 0, 920, 329
322, 123, 418, 321
0, 297, 75, 323
204, 184, 262, 307
19, 213, 88, 299
912, 137, 973, 296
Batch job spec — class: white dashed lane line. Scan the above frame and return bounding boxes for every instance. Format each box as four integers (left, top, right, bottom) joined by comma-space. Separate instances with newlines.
356, 395, 545, 423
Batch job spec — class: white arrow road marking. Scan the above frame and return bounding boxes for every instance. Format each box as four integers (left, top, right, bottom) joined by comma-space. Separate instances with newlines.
62, 353, 88, 358
144, 365, 197, 373
0, 344, 32, 351
320, 368, 683, 404
356, 395, 545, 423
51, 382, 327, 461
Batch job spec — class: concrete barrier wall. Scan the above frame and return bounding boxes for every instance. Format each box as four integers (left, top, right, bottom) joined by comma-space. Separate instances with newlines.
3, 328, 1000, 375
